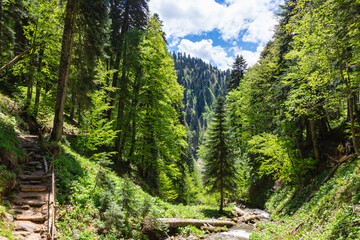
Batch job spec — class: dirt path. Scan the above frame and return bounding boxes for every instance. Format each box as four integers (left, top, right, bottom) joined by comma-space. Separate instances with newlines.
10, 135, 51, 240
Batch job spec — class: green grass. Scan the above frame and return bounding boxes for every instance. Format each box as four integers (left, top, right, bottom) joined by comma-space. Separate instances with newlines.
250, 158, 360, 240
54, 144, 231, 239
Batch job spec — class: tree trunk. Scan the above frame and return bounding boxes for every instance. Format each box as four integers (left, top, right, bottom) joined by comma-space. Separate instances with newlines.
77, 102, 82, 125
107, 0, 130, 120
26, 24, 39, 107
106, 51, 120, 120
116, 50, 129, 160
50, 0, 78, 142
0, 0, 2, 59
34, 48, 44, 117
142, 218, 235, 232
348, 94, 359, 154
309, 119, 320, 161
69, 92, 75, 120
220, 150, 224, 213
337, 47, 359, 154
128, 72, 141, 161
220, 182, 224, 213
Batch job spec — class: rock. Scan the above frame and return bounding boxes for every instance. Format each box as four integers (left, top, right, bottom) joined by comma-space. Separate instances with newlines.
21, 205, 31, 210
34, 226, 44, 233
13, 231, 31, 237
233, 206, 245, 217
13, 199, 46, 207
15, 221, 37, 232
5, 213, 13, 222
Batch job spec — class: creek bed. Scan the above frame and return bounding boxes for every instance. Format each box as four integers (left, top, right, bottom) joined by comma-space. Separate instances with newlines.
204, 208, 270, 240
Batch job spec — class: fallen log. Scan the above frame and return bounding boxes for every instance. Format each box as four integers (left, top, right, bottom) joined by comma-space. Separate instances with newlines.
142, 218, 235, 232
239, 214, 260, 223
233, 206, 245, 217
200, 226, 228, 232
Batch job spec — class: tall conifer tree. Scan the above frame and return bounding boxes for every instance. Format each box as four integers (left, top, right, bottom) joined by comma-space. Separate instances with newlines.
200, 96, 237, 212
227, 55, 247, 92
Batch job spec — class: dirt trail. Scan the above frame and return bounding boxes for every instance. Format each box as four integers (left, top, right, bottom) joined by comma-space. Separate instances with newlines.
11, 135, 51, 240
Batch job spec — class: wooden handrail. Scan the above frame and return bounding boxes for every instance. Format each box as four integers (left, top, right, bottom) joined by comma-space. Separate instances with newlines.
38, 129, 56, 240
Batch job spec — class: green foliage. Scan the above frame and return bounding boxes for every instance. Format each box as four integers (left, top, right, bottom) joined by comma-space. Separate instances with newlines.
74, 63, 118, 161
177, 225, 205, 237
54, 143, 234, 239
249, 133, 316, 184
199, 96, 237, 211
158, 171, 178, 201
227, 55, 247, 92
0, 110, 24, 167
0, 165, 16, 188
251, 157, 360, 240
0, 204, 15, 240
173, 52, 230, 156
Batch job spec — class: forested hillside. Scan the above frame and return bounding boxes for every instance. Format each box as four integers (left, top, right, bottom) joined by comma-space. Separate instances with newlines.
173, 53, 230, 157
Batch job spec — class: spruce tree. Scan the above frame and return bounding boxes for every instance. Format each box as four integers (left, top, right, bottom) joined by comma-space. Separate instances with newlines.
200, 96, 237, 212
227, 55, 247, 92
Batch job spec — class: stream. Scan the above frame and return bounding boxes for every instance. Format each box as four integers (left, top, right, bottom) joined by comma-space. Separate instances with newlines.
204, 208, 270, 240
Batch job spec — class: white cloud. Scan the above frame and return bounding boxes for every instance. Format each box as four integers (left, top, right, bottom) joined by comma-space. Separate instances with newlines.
149, 0, 283, 45
149, 0, 283, 69
177, 39, 262, 70
231, 45, 265, 66
178, 39, 233, 70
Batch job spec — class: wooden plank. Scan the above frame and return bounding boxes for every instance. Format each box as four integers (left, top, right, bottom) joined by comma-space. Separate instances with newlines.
15, 214, 46, 222
20, 185, 47, 192
13, 199, 46, 207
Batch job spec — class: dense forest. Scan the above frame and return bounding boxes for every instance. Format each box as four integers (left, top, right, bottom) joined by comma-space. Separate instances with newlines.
0, 0, 360, 239
173, 52, 229, 157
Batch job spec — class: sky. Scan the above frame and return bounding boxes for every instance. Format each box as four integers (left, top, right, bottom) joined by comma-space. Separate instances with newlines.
149, 0, 284, 70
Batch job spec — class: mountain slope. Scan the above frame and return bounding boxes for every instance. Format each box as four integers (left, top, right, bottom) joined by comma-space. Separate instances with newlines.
173, 52, 230, 156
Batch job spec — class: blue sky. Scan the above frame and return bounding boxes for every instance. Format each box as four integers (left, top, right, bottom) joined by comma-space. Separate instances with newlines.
149, 0, 284, 69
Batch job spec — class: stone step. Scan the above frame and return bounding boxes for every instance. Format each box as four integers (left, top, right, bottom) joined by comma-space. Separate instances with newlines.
18, 174, 49, 181
15, 221, 39, 232
13, 231, 31, 237
15, 214, 47, 222
20, 185, 47, 192
27, 180, 43, 185
35, 165, 43, 170
14, 199, 46, 207
33, 154, 43, 159
17, 192, 40, 199
28, 161, 41, 166
12, 204, 31, 211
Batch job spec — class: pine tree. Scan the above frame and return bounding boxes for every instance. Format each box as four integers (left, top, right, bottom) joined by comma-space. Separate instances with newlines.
200, 96, 237, 212
227, 55, 247, 92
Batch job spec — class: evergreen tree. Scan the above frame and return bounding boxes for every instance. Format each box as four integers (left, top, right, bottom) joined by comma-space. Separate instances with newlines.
172, 53, 229, 160
199, 96, 237, 212
227, 55, 247, 92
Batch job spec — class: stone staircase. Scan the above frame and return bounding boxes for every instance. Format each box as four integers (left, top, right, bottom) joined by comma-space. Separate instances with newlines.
11, 135, 50, 240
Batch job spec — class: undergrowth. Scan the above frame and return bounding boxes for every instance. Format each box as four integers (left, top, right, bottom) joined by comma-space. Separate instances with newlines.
0, 96, 23, 240
55, 143, 230, 239
251, 158, 360, 239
